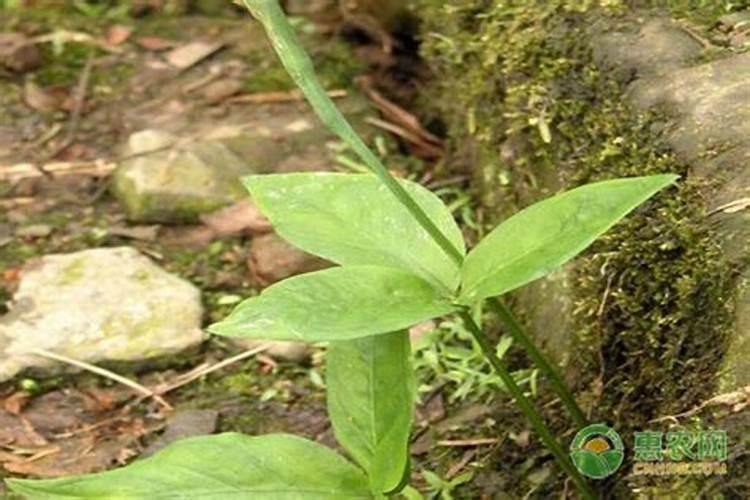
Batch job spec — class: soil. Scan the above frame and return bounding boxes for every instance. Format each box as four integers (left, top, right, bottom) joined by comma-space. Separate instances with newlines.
0, 4, 495, 498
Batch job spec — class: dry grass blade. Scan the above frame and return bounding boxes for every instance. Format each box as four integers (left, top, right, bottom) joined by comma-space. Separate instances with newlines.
437, 438, 500, 447
0, 161, 117, 182
150, 345, 269, 396
358, 76, 444, 159
227, 89, 347, 104
365, 116, 443, 159
43, 52, 95, 161
650, 385, 750, 423
29, 349, 173, 411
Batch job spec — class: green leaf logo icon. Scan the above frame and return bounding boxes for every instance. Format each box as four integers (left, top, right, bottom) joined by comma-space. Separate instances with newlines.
570, 424, 625, 479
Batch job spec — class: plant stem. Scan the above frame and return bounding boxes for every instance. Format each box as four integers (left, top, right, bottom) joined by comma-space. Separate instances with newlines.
241, 2, 592, 492
241, 0, 464, 267
457, 311, 596, 500
487, 298, 588, 428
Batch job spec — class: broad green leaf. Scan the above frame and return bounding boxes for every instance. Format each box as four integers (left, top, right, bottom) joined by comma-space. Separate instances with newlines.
7, 433, 371, 499
244, 173, 465, 291
209, 266, 456, 342
459, 175, 678, 304
328, 331, 415, 494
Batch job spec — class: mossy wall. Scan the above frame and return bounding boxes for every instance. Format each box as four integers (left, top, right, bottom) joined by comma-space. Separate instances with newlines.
417, 1, 739, 493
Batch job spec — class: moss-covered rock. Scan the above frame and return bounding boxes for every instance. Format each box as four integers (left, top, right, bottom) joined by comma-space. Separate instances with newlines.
112, 130, 259, 223
417, 1, 744, 496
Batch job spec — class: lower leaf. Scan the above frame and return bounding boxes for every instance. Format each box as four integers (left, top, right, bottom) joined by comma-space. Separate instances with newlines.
327, 331, 415, 495
7, 433, 372, 499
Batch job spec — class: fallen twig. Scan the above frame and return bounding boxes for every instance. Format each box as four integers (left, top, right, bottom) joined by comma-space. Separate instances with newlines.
365, 116, 443, 158
650, 385, 750, 423
22, 447, 60, 464
43, 52, 95, 161
53, 415, 131, 439
437, 438, 500, 447
150, 345, 269, 396
707, 197, 750, 216
445, 449, 476, 480
226, 89, 347, 104
0, 160, 117, 182
358, 76, 444, 159
31, 30, 122, 54
29, 349, 172, 411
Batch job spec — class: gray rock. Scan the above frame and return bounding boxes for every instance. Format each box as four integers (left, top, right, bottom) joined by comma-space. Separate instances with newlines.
723, 273, 750, 390
126, 129, 177, 156
232, 339, 313, 364
593, 16, 750, 393
515, 264, 578, 382
718, 11, 750, 33
112, 93, 383, 224
142, 409, 218, 457
0, 247, 205, 382
629, 53, 750, 162
15, 224, 52, 238
112, 131, 255, 223
591, 17, 703, 83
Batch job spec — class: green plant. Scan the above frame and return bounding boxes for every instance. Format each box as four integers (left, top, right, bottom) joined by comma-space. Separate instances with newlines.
7, 1, 677, 498
413, 318, 537, 403
72, 0, 130, 19
422, 469, 474, 500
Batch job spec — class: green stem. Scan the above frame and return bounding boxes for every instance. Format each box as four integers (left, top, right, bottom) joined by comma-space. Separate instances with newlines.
488, 298, 588, 428
240, 2, 592, 493
457, 311, 596, 500
241, 0, 463, 267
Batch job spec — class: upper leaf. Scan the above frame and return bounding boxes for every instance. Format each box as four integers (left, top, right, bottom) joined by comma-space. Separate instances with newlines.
209, 266, 456, 342
328, 331, 415, 494
459, 175, 678, 304
7, 433, 372, 499
244, 173, 466, 292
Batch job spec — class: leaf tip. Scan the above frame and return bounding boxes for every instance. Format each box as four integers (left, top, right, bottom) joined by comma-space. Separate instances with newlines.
240, 174, 264, 193
662, 173, 680, 183
206, 319, 235, 338
649, 173, 680, 188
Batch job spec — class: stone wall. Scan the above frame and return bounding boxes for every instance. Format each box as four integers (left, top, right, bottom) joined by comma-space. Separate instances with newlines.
591, 12, 750, 391
418, 1, 748, 495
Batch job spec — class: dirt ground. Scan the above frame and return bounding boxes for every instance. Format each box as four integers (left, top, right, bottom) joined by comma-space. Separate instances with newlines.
0, 4, 512, 499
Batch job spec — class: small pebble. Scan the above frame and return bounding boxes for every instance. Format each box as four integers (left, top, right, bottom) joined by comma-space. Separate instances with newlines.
15, 224, 52, 238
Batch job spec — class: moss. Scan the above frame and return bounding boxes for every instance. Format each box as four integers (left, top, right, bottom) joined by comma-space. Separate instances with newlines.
36, 43, 97, 87
0, 8, 135, 89
418, 0, 740, 496
56, 257, 86, 286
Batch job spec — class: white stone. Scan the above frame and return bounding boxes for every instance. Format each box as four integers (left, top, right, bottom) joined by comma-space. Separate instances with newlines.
126, 129, 178, 156
0, 247, 205, 382
232, 339, 312, 364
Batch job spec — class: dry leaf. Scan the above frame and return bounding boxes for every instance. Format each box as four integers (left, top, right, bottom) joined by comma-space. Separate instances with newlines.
200, 200, 272, 236
136, 36, 177, 51
202, 78, 243, 104
2, 267, 21, 284
23, 81, 61, 113
3, 392, 29, 415
105, 25, 133, 46
165, 41, 224, 69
